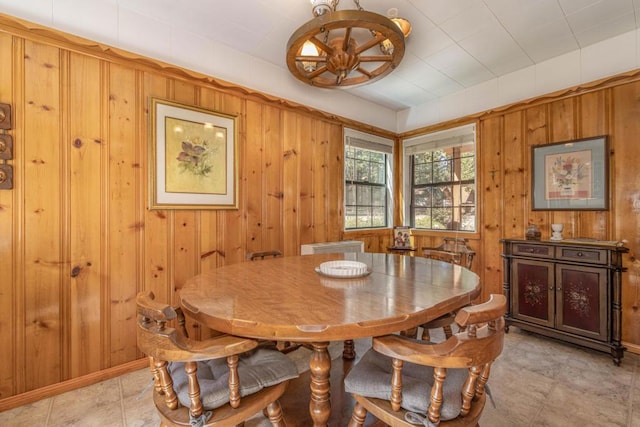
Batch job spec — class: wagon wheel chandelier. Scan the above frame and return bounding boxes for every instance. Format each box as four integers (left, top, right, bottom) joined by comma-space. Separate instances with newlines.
286, 0, 411, 88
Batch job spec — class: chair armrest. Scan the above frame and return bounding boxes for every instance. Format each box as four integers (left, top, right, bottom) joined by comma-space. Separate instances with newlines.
137, 290, 177, 321
373, 295, 507, 368
372, 334, 473, 368
136, 291, 259, 361
454, 294, 506, 327
138, 325, 258, 362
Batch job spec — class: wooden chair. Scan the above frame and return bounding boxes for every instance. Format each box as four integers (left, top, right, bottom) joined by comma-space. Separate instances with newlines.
345, 294, 506, 427
422, 237, 475, 270
420, 238, 476, 341
247, 250, 283, 260
136, 291, 298, 427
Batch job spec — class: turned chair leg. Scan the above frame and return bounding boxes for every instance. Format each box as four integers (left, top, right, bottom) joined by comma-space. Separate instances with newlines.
265, 400, 286, 426
348, 402, 367, 427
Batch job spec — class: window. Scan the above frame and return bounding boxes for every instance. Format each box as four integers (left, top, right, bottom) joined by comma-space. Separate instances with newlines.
404, 124, 476, 232
344, 128, 393, 230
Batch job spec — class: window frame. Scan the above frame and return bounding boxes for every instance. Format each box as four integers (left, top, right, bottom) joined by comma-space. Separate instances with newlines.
344, 128, 394, 231
402, 123, 477, 232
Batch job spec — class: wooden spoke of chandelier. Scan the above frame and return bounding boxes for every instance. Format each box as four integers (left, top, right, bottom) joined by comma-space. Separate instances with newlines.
305, 64, 376, 80
304, 30, 389, 59
295, 55, 394, 64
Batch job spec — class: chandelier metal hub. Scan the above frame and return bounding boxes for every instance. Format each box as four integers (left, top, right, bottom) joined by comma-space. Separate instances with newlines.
325, 37, 360, 84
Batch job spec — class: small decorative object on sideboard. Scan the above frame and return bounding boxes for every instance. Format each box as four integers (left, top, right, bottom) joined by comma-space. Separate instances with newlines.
525, 224, 541, 240
550, 223, 564, 240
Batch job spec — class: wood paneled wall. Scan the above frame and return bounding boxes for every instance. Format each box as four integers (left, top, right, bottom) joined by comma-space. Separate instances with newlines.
0, 15, 357, 406
2, 13, 640, 409
388, 77, 640, 355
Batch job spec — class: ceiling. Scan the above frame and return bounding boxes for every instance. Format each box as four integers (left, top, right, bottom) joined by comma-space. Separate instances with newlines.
120, 0, 640, 111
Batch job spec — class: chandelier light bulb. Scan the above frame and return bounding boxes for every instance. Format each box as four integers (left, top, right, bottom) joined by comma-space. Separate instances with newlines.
301, 40, 320, 72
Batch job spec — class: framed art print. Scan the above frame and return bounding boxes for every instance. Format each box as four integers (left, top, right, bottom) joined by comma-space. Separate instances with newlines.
149, 97, 238, 210
531, 136, 608, 210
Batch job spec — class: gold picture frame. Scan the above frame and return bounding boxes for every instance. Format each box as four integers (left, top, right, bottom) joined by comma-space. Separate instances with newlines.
149, 97, 238, 210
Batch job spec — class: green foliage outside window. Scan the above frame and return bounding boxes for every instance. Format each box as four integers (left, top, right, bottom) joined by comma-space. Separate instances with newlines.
345, 146, 388, 229
411, 147, 476, 231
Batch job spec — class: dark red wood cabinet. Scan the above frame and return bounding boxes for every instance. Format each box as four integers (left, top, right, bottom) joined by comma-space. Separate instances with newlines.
502, 239, 627, 365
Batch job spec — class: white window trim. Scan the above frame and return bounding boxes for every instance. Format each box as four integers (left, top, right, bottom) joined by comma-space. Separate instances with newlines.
402, 123, 476, 230
344, 128, 394, 230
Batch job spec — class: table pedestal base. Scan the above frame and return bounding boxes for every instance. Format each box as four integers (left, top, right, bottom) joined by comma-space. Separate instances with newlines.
309, 342, 331, 426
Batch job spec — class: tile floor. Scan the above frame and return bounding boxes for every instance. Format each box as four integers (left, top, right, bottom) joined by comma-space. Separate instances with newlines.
0, 328, 638, 426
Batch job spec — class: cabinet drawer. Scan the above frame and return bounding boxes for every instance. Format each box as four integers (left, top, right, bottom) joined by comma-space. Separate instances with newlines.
511, 243, 554, 259
556, 246, 607, 265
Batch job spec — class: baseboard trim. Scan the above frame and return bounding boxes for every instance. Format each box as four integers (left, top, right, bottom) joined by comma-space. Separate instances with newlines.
0, 358, 148, 412
623, 341, 640, 355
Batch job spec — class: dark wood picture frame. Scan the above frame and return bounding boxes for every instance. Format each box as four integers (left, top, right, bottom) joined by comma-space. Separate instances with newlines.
531, 135, 609, 210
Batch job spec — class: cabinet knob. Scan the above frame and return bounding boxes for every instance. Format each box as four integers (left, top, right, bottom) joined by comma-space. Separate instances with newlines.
549, 286, 554, 291
577, 252, 584, 257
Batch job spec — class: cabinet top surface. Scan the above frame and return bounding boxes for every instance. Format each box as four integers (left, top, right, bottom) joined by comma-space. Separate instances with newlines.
500, 238, 628, 252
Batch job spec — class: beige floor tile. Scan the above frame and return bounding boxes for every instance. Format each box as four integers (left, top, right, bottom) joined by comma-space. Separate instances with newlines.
540, 381, 628, 426
0, 398, 51, 426
1, 331, 637, 426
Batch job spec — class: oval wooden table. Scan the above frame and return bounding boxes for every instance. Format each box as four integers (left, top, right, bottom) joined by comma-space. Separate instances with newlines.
179, 252, 481, 426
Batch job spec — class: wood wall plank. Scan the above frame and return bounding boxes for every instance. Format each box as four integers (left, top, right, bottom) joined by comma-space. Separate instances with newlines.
68, 52, 104, 377
578, 91, 609, 240
142, 73, 170, 305
170, 84, 198, 301
298, 115, 314, 246
282, 111, 301, 255
22, 40, 63, 390
479, 117, 503, 298
245, 100, 265, 255
548, 98, 577, 235
198, 88, 222, 272
107, 63, 140, 366
312, 121, 329, 244
216, 93, 245, 267
502, 111, 525, 239
0, 31, 16, 400
612, 81, 640, 345
263, 104, 284, 251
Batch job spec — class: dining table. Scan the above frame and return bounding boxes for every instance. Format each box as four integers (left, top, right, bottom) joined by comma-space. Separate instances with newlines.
178, 251, 481, 426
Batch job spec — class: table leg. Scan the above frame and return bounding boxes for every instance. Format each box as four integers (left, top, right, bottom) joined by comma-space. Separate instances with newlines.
342, 339, 356, 360
309, 341, 331, 426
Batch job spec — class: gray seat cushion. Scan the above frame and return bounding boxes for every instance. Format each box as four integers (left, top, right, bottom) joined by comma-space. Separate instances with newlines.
168, 348, 299, 410
344, 348, 468, 420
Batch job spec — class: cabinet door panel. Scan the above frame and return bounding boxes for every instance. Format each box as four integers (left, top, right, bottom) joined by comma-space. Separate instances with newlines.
556, 265, 607, 340
512, 259, 554, 327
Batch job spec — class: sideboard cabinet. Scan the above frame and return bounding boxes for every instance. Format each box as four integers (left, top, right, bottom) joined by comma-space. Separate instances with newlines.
501, 239, 628, 365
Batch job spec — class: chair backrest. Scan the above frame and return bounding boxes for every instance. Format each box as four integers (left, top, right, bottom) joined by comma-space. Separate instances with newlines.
422, 237, 475, 269
247, 250, 282, 260
363, 294, 506, 426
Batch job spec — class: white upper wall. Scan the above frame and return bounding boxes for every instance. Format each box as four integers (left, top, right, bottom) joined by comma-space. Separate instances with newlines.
397, 28, 640, 132
0, 0, 398, 131
0, 1, 638, 134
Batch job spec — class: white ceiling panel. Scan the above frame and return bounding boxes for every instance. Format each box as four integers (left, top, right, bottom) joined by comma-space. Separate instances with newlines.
457, 24, 532, 76
8, 0, 639, 113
